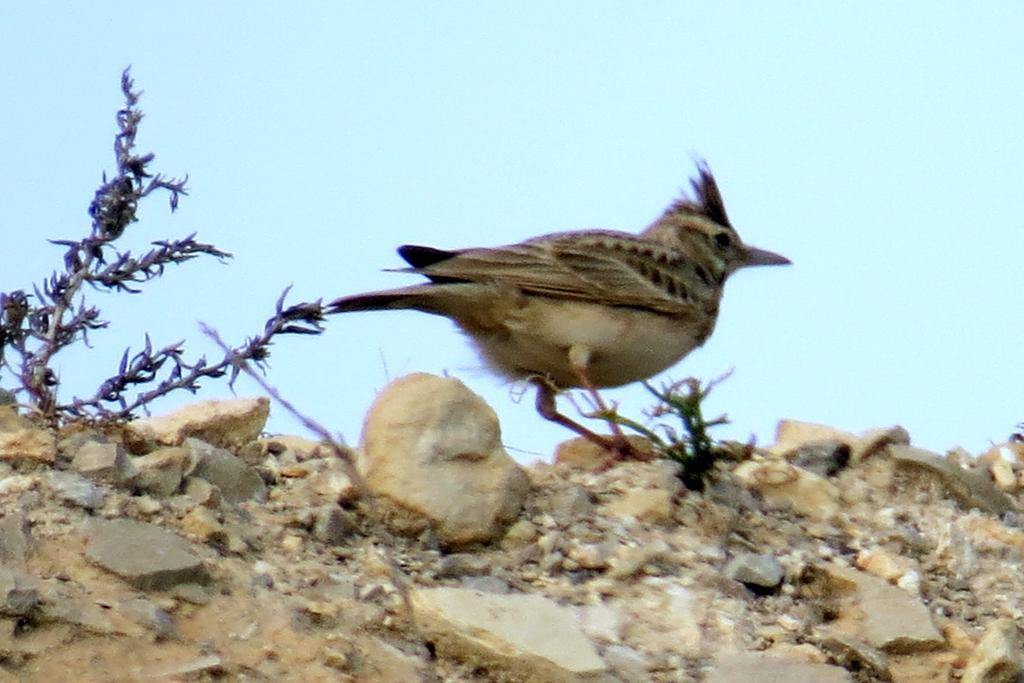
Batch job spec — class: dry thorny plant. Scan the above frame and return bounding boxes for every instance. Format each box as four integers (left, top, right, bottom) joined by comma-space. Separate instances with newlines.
0, 68, 327, 426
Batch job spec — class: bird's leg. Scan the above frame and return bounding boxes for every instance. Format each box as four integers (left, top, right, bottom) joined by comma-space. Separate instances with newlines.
566, 346, 647, 461
530, 377, 621, 453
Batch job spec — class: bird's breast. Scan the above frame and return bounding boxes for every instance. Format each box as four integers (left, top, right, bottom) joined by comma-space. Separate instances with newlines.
465, 297, 714, 388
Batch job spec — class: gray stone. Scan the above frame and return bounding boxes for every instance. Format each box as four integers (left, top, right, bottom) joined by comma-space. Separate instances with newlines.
120, 596, 177, 639
185, 438, 266, 504
789, 439, 851, 477
71, 440, 136, 485
85, 518, 207, 590
436, 553, 493, 578
724, 553, 785, 592
313, 505, 356, 545
47, 471, 104, 509
0, 567, 40, 617
0, 513, 33, 564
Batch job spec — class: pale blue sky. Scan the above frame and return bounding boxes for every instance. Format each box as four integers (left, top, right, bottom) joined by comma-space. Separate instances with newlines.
4, 4, 1023, 460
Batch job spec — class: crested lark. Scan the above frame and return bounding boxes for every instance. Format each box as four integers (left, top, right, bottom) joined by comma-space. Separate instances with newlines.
329, 163, 789, 457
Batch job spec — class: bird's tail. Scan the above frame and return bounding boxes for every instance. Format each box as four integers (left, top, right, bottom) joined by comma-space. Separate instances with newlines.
327, 283, 472, 317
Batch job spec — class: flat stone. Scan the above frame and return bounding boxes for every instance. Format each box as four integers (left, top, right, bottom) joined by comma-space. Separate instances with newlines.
724, 552, 785, 592
811, 564, 944, 653
0, 428, 55, 464
47, 471, 104, 509
71, 441, 136, 485
186, 438, 266, 503
890, 445, 1014, 515
706, 652, 852, 683
961, 619, 1023, 683
0, 513, 33, 564
85, 518, 207, 590
125, 397, 269, 449
361, 374, 529, 547
412, 587, 609, 682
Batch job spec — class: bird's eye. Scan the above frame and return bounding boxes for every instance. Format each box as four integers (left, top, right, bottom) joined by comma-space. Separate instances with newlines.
714, 232, 733, 248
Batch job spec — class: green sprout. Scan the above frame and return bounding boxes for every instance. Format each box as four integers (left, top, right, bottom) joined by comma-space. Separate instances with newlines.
601, 372, 732, 490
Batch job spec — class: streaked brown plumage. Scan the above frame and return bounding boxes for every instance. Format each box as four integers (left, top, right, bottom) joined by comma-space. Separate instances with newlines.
330, 163, 789, 455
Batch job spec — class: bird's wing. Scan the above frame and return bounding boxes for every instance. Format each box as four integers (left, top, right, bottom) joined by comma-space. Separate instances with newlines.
398, 231, 707, 316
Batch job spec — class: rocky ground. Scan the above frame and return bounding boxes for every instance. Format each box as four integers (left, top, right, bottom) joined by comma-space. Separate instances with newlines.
0, 372, 1022, 682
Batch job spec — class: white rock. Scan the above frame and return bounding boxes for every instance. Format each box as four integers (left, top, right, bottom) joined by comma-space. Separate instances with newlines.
411, 587, 609, 682
360, 374, 529, 547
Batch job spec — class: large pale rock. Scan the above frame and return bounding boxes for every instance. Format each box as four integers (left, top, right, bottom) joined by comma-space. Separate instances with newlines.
411, 587, 609, 682
125, 397, 269, 449
706, 652, 852, 683
733, 459, 839, 520
961, 619, 1023, 683
0, 428, 56, 464
809, 564, 944, 653
360, 374, 529, 546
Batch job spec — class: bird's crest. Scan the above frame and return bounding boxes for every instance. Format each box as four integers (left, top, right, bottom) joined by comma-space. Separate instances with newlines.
662, 162, 731, 228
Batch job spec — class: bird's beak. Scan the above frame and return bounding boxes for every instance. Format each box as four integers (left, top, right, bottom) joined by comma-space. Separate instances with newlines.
744, 246, 791, 267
